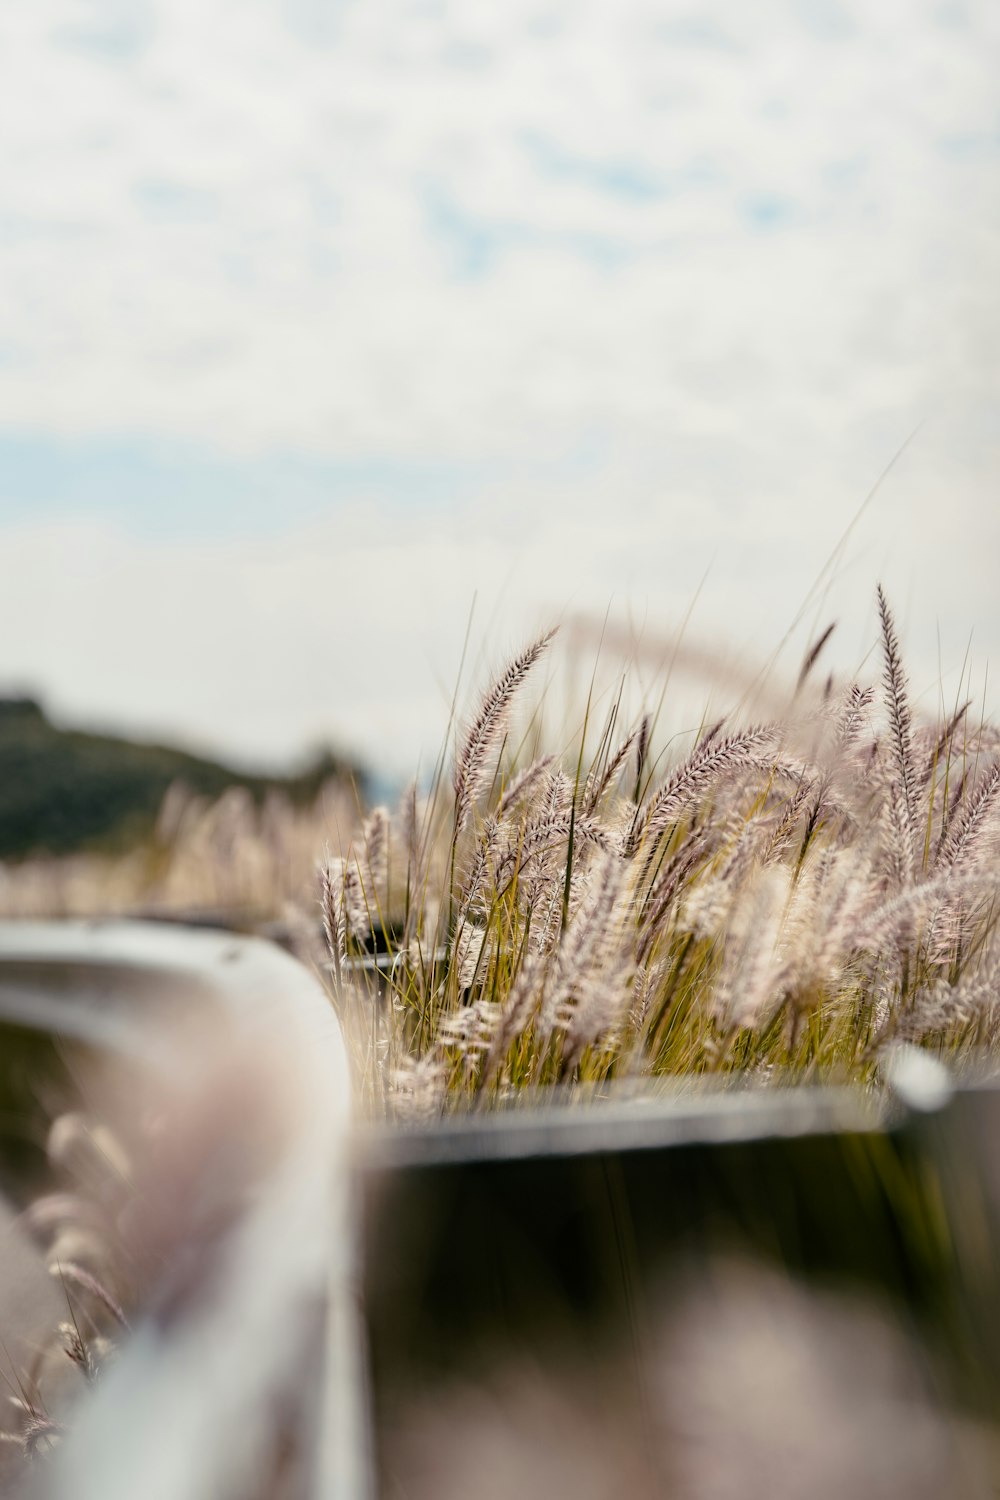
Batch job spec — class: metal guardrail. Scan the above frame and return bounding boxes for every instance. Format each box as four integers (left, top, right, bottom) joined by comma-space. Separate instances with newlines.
0, 920, 366, 1500
356, 1070, 1000, 1498
4, 919, 1000, 1497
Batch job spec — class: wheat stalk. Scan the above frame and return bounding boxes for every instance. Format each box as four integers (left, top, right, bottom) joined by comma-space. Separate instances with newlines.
625, 724, 777, 856
876, 584, 919, 867
453, 628, 556, 833
935, 761, 1000, 873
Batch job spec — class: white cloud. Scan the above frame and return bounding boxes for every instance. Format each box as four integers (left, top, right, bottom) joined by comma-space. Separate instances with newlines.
2, 406, 997, 776
1, 0, 998, 770
0, 0, 997, 459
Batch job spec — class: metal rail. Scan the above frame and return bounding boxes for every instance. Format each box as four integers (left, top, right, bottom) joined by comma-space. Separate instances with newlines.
0, 920, 368, 1500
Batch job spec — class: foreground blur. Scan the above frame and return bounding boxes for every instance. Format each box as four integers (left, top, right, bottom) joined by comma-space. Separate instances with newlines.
5, 921, 1000, 1497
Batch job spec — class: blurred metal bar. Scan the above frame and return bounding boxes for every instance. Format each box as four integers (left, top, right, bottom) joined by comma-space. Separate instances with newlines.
354, 1067, 995, 1497
0, 919, 366, 1500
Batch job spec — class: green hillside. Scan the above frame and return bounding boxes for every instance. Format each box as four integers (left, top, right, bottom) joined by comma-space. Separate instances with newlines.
0, 697, 364, 858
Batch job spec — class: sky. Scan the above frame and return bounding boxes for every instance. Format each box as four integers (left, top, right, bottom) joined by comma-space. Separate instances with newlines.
1, 0, 998, 778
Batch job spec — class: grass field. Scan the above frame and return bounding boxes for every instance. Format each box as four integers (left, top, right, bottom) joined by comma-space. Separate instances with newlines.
4, 585, 998, 1116
3, 584, 1000, 1490
324, 585, 1000, 1116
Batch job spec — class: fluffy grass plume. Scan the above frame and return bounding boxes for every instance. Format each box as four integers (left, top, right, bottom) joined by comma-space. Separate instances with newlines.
321, 592, 1000, 1116
453, 629, 557, 834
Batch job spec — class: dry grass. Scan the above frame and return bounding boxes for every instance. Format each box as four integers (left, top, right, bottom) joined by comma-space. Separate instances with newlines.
2, 588, 998, 1119
321, 589, 1000, 1116
0, 777, 360, 927
3, 585, 1000, 1491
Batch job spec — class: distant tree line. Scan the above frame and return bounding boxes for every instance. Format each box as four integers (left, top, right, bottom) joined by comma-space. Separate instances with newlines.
0, 697, 365, 858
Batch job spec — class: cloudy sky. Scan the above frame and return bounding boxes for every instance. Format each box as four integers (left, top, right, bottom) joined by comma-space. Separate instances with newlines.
1, 0, 998, 776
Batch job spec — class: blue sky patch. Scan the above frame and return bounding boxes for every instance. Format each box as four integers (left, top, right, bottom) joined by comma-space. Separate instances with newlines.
938, 129, 1000, 160
51, 0, 155, 60
0, 432, 492, 541
742, 194, 795, 230
521, 132, 665, 202
132, 178, 220, 225
423, 181, 639, 278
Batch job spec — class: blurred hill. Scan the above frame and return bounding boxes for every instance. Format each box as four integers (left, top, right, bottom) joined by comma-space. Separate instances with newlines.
0, 696, 365, 859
